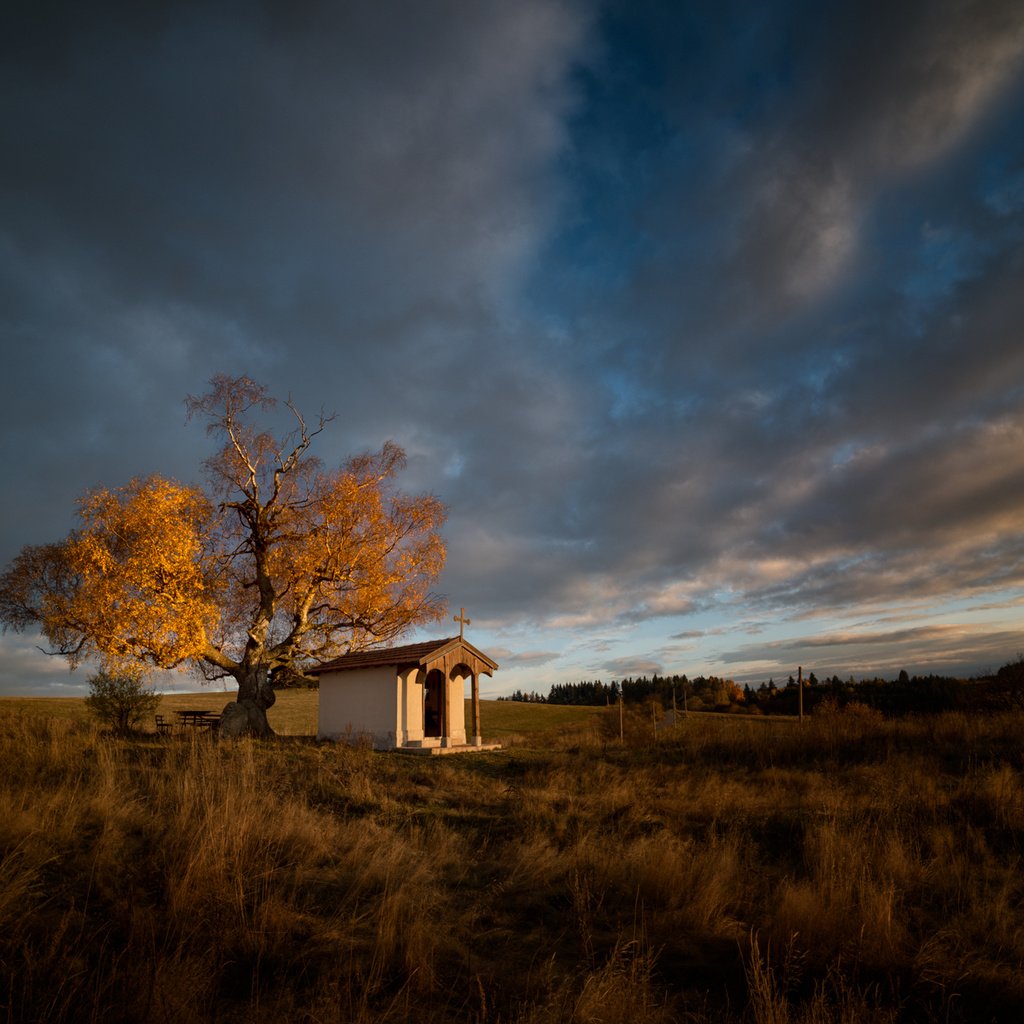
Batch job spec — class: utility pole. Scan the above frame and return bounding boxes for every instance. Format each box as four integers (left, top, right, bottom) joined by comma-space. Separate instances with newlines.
798, 665, 804, 722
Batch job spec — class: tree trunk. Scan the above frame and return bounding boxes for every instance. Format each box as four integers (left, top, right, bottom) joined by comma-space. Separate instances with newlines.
220, 664, 276, 738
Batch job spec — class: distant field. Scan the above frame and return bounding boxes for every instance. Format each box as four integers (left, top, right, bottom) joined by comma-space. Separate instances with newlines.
0, 689, 318, 736
0, 690, 602, 741
0, 696, 87, 722
481, 698, 604, 739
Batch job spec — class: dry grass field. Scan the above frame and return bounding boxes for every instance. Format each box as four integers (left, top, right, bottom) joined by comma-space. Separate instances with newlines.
0, 697, 1022, 1023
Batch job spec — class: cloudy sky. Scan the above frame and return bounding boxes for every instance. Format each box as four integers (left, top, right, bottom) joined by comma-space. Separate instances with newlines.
2, 0, 1024, 696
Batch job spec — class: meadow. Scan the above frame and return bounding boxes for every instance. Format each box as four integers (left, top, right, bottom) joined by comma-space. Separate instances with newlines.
0, 693, 1022, 1023
0, 691, 602, 742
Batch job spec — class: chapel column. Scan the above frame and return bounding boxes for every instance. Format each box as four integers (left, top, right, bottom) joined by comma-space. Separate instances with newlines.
471, 670, 481, 747
440, 669, 450, 747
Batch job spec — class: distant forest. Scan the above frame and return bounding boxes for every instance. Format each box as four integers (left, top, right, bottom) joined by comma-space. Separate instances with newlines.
500, 658, 1024, 716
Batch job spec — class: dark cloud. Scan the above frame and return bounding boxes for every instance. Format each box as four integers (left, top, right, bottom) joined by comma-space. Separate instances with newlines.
483, 0, 1024, 638
2, 0, 1023, 693
602, 655, 663, 678
489, 648, 562, 668
0, 0, 592, 554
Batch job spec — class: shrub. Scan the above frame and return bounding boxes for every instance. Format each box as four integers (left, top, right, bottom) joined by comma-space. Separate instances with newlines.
83, 667, 160, 734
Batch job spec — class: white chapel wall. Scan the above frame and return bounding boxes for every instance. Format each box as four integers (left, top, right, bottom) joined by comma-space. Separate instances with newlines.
318, 665, 398, 747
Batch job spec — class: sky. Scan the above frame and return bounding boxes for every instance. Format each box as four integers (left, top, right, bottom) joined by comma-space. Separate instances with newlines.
2, 0, 1024, 697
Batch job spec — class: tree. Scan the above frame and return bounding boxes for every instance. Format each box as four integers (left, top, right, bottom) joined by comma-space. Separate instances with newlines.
84, 667, 160, 735
0, 375, 447, 735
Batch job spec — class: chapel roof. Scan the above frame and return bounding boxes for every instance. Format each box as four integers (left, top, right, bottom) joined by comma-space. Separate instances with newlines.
309, 636, 498, 675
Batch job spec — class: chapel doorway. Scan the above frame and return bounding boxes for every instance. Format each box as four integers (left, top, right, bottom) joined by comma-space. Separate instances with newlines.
423, 668, 444, 737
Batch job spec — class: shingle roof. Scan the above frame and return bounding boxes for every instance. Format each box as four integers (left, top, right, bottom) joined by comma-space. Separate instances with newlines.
309, 636, 498, 675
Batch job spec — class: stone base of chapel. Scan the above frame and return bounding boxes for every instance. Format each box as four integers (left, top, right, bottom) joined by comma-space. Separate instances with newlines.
394, 742, 503, 756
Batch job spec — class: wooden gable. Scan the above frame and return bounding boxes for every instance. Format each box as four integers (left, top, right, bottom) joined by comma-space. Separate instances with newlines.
310, 637, 498, 678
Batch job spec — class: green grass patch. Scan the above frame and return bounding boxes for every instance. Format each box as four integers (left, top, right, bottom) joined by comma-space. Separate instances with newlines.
477, 698, 604, 739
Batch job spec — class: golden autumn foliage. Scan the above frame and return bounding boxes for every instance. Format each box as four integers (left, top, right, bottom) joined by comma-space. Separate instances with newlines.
58, 478, 217, 669
0, 376, 447, 733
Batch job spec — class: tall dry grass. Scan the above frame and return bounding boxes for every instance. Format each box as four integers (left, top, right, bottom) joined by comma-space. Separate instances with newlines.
1, 706, 1022, 1022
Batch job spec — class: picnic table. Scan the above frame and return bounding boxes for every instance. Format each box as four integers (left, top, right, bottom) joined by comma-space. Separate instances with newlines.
176, 709, 220, 731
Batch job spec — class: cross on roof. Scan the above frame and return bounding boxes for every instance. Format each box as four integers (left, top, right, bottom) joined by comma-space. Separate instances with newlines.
453, 606, 471, 640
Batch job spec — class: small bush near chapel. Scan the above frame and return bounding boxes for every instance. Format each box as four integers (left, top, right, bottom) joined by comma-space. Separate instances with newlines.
84, 667, 160, 735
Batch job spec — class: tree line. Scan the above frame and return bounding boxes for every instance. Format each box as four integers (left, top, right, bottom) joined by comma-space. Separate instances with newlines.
502, 675, 746, 708
500, 659, 1024, 715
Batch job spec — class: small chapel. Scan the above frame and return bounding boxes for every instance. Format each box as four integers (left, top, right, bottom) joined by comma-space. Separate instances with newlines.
310, 617, 500, 752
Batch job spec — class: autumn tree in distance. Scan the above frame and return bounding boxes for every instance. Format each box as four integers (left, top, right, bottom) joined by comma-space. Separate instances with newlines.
0, 375, 447, 736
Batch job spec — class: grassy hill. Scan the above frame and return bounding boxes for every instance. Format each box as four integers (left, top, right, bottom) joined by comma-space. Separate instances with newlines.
2, 694, 1023, 1022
